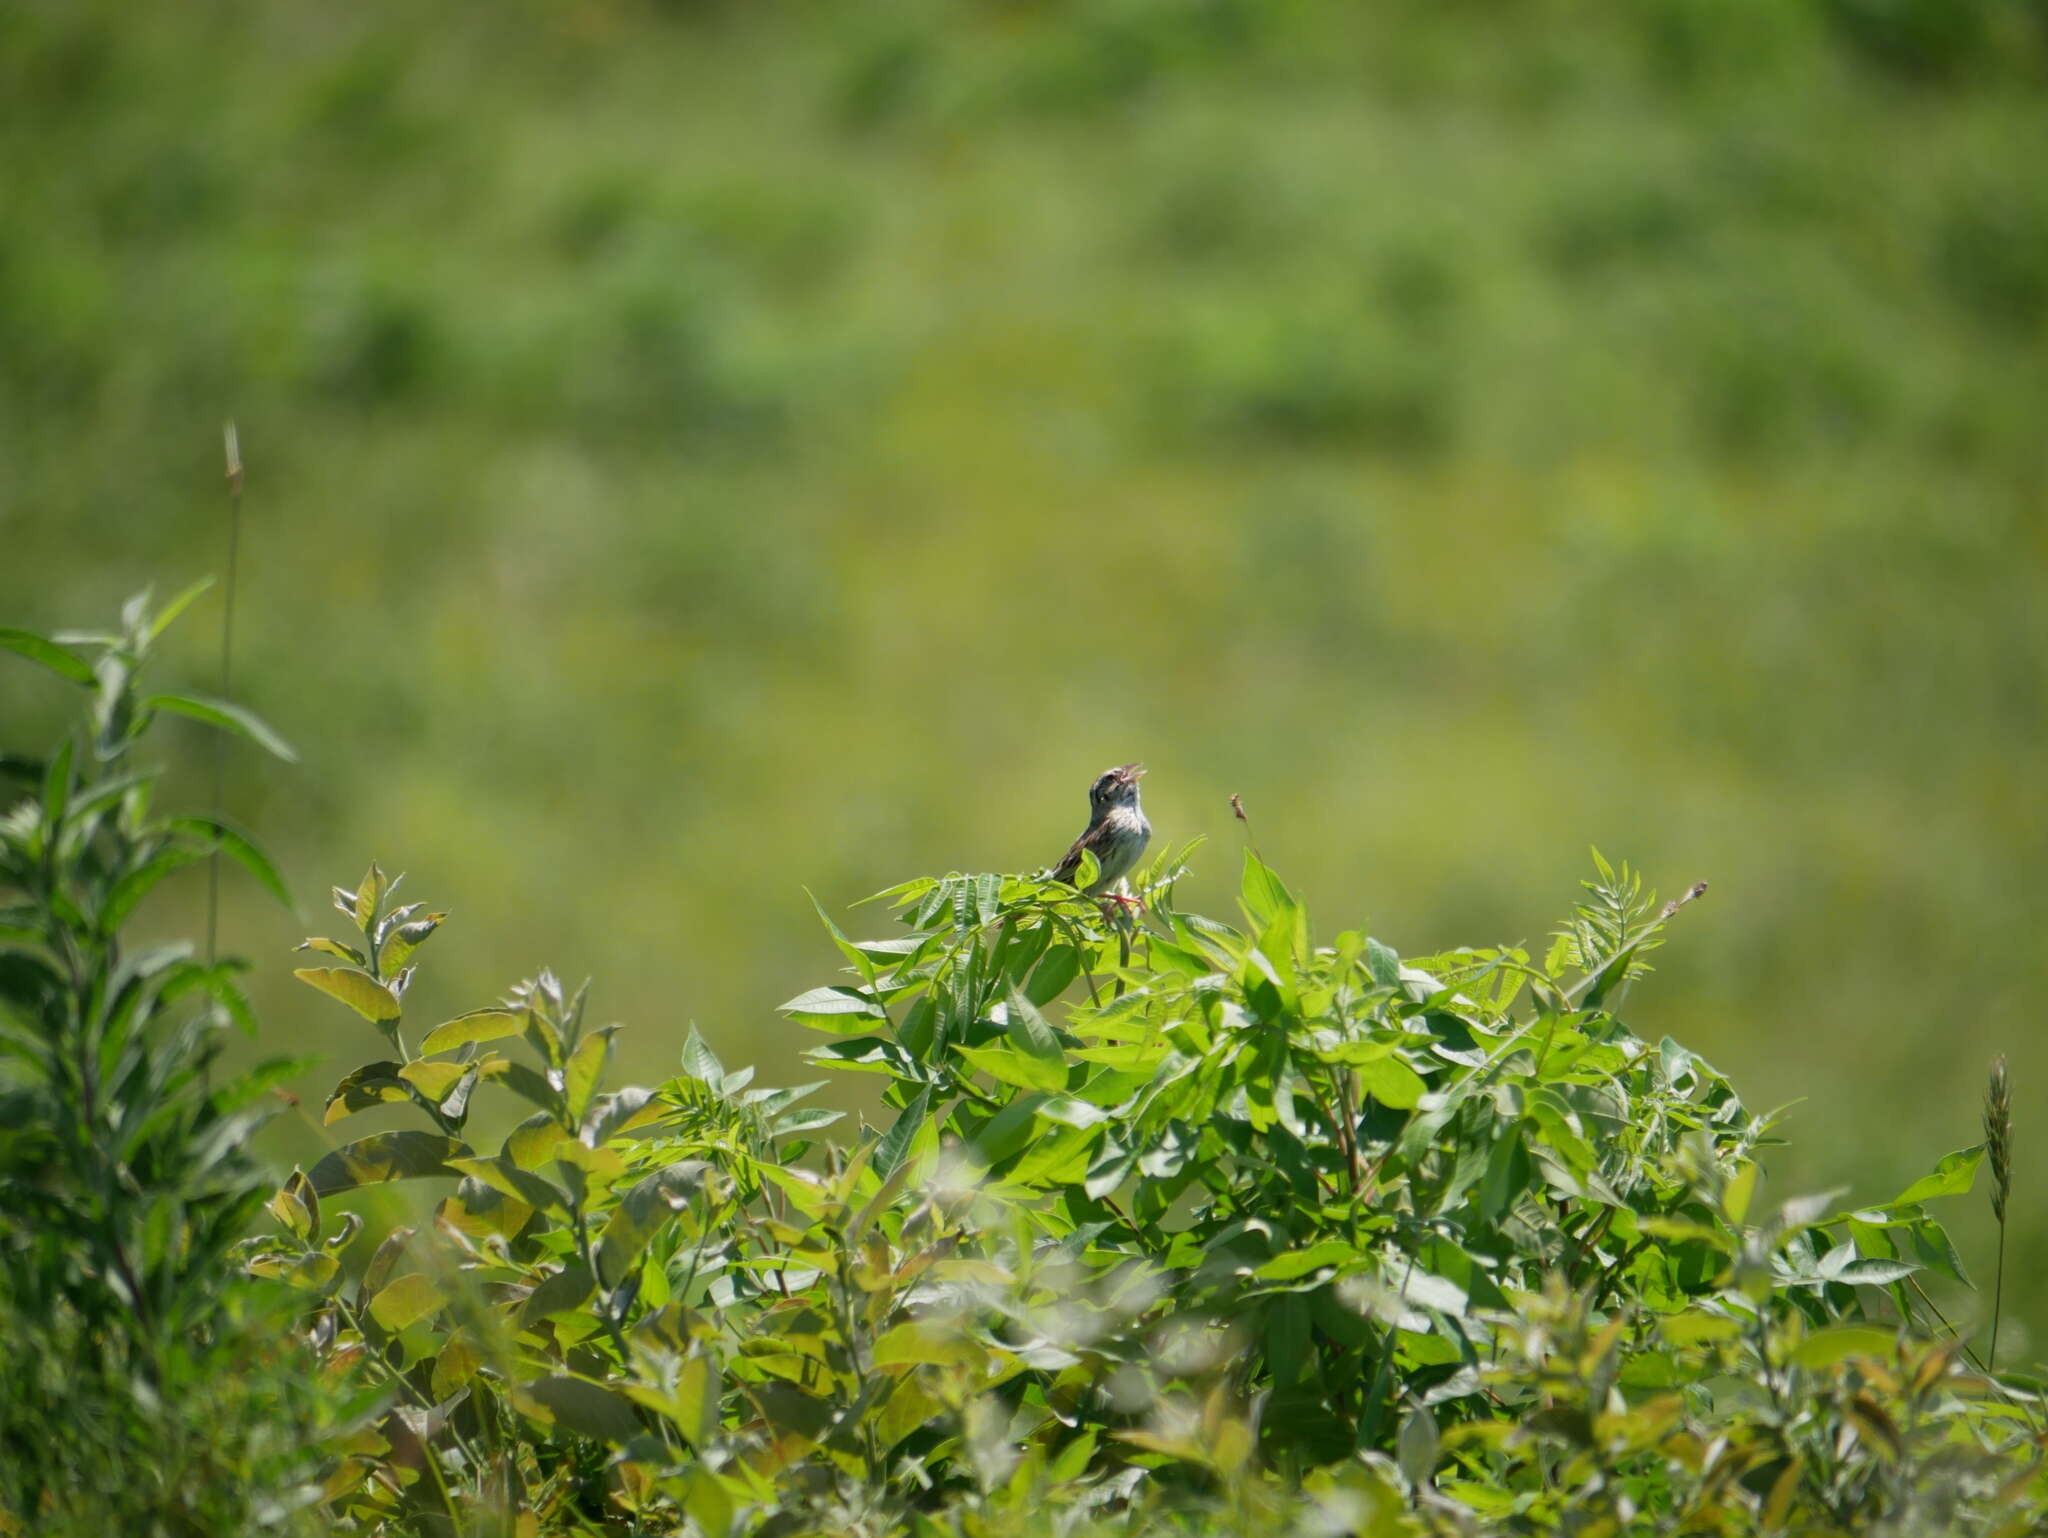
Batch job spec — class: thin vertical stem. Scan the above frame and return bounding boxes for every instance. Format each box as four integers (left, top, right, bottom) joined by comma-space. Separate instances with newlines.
207, 421, 243, 967
1990, 1225, 2006, 1372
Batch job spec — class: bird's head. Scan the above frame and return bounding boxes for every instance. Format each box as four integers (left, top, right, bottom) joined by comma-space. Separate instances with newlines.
1088, 763, 1145, 813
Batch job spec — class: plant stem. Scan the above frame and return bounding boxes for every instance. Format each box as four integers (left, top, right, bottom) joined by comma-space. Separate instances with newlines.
1989, 1222, 2006, 1373
207, 422, 243, 968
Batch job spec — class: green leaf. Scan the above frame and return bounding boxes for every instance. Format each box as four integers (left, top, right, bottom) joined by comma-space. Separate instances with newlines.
504, 1112, 569, 1169
145, 691, 298, 762
1005, 987, 1066, 1066
872, 1088, 931, 1179
294, 966, 400, 1026
971, 1094, 1046, 1168
1068, 847, 1101, 892
309, 1131, 468, 1195
596, 1160, 713, 1287
419, 1008, 522, 1054
585, 1085, 662, 1143
564, 1026, 616, 1124
1837, 1257, 1919, 1286
268, 1168, 317, 1240
351, 866, 385, 929
368, 1272, 444, 1332
872, 1319, 989, 1370
147, 575, 215, 640
295, 936, 368, 967
1357, 1055, 1427, 1109
101, 844, 207, 933
1397, 1406, 1440, 1490
773, 1107, 845, 1137
780, 986, 886, 1033
1025, 943, 1082, 1005
1890, 1144, 1983, 1207
807, 889, 878, 986
680, 1025, 725, 1086
399, 1059, 470, 1102
446, 1154, 568, 1214
516, 1376, 642, 1444
1791, 1325, 1899, 1368
518, 1261, 596, 1325
41, 737, 73, 835
167, 816, 294, 913
1723, 1162, 1759, 1225
1240, 848, 1295, 925
1365, 938, 1402, 988
672, 1351, 720, 1451
1255, 1240, 1360, 1282
323, 1061, 411, 1123
956, 1044, 1069, 1095
379, 911, 446, 971
0, 628, 93, 686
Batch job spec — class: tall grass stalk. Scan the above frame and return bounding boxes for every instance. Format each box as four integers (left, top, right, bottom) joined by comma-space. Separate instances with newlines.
208, 419, 244, 965
1985, 1054, 2013, 1371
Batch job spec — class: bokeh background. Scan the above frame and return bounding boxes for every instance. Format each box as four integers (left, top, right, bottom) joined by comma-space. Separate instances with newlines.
4, 1, 2046, 1340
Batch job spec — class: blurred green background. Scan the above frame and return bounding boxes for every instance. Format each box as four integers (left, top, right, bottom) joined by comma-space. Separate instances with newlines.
4, 0, 2045, 1342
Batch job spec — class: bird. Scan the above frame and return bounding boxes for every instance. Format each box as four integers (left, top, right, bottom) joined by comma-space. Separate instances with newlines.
1051, 763, 1151, 903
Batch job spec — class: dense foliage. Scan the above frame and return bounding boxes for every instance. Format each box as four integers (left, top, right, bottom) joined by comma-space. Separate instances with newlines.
248, 850, 2039, 1535
0, 592, 322, 1534
6, 603, 2041, 1536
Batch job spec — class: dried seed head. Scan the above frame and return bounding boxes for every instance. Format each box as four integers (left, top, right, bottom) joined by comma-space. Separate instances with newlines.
1983, 1054, 2012, 1226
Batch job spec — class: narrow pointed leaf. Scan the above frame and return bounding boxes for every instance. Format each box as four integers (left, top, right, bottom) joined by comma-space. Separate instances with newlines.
168, 816, 294, 912
0, 628, 93, 686
145, 691, 298, 762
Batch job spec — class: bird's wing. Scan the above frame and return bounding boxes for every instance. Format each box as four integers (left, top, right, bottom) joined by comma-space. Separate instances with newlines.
1050, 826, 1095, 886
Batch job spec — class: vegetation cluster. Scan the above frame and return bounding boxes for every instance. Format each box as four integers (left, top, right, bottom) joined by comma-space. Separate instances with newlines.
3, 598, 2037, 1536
6, 0, 2047, 1311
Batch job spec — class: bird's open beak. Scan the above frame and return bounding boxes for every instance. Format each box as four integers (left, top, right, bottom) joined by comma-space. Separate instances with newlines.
1117, 763, 1146, 784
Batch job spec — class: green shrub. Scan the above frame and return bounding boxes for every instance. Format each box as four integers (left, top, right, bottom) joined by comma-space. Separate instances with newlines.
248, 841, 2040, 1534
0, 593, 326, 1535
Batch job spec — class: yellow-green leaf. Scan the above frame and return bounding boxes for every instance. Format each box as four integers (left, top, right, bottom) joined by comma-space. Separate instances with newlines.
368, 1271, 443, 1332
294, 967, 399, 1025
295, 936, 367, 966
399, 1060, 469, 1101
1791, 1325, 1899, 1369
871, 1319, 989, 1371
323, 1061, 410, 1124
956, 1044, 1068, 1095
504, 1112, 569, 1170
308, 1131, 467, 1195
381, 911, 447, 972
565, 1027, 615, 1125
420, 1008, 523, 1054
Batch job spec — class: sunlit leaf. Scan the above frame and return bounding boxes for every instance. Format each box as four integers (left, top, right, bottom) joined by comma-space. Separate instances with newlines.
323, 1061, 411, 1123
419, 1007, 523, 1054
309, 1131, 467, 1195
294, 966, 400, 1026
368, 1272, 443, 1332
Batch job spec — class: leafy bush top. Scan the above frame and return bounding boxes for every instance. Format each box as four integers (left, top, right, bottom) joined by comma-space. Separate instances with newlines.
252, 847, 2031, 1535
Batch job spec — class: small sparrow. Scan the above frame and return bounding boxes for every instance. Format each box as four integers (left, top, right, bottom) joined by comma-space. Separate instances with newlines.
1051, 763, 1151, 898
